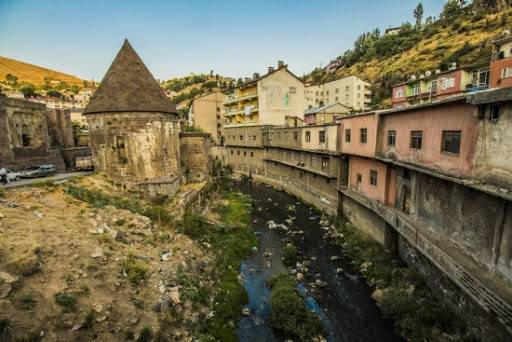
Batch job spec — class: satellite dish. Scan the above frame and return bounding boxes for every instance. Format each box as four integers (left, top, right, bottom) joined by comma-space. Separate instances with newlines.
419, 74, 425, 79
435, 69, 441, 75
410, 75, 417, 81
425, 71, 432, 77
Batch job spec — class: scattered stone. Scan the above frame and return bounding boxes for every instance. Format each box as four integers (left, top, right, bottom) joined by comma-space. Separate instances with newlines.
336, 268, 344, 274
405, 284, 415, 297
91, 249, 105, 259
0, 271, 19, 299
371, 289, 384, 302
241, 307, 251, 316
160, 252, 172, 261
263, 251, 272, 258
296, 273, 305, 282
152, 302, 161, 313
161, 299, 171, 313
159, 285, 166, 294
71, 324, 82, 331
330, 256, 340, 261
0, 213, 4, 219
34, 211, 44, 219
169, 286, 180, 305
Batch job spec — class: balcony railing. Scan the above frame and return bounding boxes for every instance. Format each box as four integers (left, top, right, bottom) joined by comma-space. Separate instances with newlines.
223, 92, 258, 105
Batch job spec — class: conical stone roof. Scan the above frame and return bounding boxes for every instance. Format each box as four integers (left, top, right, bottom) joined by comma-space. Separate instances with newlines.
84, 39, 176, 115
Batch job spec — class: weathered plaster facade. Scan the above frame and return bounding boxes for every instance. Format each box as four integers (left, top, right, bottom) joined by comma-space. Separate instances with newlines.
46, 109, 75, 147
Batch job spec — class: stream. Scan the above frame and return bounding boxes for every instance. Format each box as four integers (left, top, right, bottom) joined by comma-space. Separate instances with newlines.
235, 180, 401, 342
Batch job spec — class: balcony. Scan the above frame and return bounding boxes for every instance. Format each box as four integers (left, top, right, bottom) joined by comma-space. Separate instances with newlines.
223, 92, 258, 105
223, 105, 259, 117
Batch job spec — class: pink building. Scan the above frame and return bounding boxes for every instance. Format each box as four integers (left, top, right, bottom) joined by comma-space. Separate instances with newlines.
348, 156, 396, 206
377, 98, 479, 178
490, 35, 512, 89
339, 112, 379, 157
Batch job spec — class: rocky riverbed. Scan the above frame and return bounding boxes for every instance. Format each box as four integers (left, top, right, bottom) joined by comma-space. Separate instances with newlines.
235, 180, 401, 342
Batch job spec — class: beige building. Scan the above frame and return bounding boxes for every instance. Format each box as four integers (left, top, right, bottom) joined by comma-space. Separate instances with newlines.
303, 102, 350, 125
223, 61, 305, 127
305, 75, 371, 111
188, 91, 226, 144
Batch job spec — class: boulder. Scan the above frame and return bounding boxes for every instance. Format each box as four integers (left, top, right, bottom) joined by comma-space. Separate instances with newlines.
296, 272, 305, 282
0, 271, 19, 298
371, 289, 384, 303
169, 286, 180, 305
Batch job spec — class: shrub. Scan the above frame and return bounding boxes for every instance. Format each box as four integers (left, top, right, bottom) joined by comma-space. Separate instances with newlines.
268, 274, 323, 341
0, 187, 5, 198
18, 292, 37, 310
282, 244, 298, 267
54, 292, 78, 312
137, 327, 153, 342
123, 258, 148, 286
82, 309, 95, 329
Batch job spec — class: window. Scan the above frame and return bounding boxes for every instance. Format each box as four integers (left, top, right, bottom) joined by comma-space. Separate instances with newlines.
326, 91, 329, 95
319, 130, 326, 143
360, 128, 367, 144
387, 130, 396, 146
243, 151, 247, 156
502, 67, 512, 79
250, 152, 254, 157
431, 80, 437, 91
491, 105, 500, 121
345, 86, 350, 91
335, 88, 339, 93
395, 88, 404, 98
356, 173, 362, 183
345, 129, 351, 142
231, 150, 233, 155
237, 150, 240, 155
293, 131, 298, 141
335, 96, 338, 102
410, 131, 423, 149
311, 155, 316, 167
290, 86, 296, 93
253, 135, 257, 141
441, 77, 455, 89
370, 170, 378, 186
321, 157, 329, 172
239, 135, 243, 141
442, 130, 461, 154
305, 131, 311, 142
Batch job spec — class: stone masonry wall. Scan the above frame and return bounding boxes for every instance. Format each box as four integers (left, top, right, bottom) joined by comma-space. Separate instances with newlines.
86, 112, 180, 189
180, 132, 211, 183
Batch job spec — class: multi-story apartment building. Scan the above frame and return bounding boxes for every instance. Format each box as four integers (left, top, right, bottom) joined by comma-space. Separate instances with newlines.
391, 67, 490, 108
305, 76, 371, 111
491, 33, 512, 89
188, 91, 226, 144
223, 61, 305, 127
337, 88, 512, 338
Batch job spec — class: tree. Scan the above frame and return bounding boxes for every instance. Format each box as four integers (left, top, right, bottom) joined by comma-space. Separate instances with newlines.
441, 0, 466, 19
414, 3, 424, 26
71, 85, 80, 95
5, 74, 18, 88
20, 84, 36, 98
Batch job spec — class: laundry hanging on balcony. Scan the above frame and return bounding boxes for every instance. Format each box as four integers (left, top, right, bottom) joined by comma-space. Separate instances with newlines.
244, 105, 255, 116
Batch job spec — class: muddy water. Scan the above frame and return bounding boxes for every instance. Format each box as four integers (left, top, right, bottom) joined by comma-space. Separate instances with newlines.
236, 180, 401, 342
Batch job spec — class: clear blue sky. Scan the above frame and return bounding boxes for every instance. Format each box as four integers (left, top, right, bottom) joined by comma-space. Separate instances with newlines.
0, 0, 446, 81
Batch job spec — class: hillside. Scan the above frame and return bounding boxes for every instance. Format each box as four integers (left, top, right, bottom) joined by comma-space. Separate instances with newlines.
162, 73, 234, 115
0, 56, 85, 88
307, 1, 512, 107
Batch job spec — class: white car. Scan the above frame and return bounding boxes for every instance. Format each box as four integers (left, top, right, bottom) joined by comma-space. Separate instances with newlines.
6, 169, 22, 182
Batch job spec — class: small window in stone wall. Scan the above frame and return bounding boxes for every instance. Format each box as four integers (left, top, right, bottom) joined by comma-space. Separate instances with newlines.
345, 129, 351, 142
387, 130, 396, 146
231, 150, 233, 155
244, 151, 247, 156
410, 131, 423, 149
490, 105, 500, 122
293, 131, 298, 141
305, 131, 311, 142
250, 152, 254, 157
360, 128, 367, 144
356, 173, 362, 183
237, 150, 240, 155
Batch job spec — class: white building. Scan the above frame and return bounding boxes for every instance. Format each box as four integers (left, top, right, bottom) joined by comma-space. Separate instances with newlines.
305, 76, 371, 111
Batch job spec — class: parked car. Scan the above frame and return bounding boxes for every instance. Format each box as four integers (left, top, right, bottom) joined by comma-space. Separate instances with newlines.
75, 156, 94, 171
6, 169, 22, 182
20, 165, 57, 178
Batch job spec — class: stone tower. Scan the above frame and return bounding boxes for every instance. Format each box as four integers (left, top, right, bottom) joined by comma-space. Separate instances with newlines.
84, 39, 181, 195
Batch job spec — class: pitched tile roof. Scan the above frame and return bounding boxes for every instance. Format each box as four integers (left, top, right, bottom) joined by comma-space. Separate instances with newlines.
84, 39, 176, 115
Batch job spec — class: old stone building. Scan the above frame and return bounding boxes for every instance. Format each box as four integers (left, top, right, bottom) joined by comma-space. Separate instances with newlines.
84, 40, 181, 195
0, 97, 65, 170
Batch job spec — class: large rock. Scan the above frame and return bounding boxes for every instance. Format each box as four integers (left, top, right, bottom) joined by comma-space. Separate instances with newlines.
371, 289, 384, 303
0, 271, 19, 298
169, 286, 180, 305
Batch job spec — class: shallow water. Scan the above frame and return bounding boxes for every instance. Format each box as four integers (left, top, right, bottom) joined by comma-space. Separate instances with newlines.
235, 180, 401, 342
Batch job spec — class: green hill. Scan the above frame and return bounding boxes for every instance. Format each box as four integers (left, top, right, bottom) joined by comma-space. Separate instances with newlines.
306, 0, 512, 107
